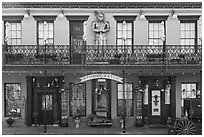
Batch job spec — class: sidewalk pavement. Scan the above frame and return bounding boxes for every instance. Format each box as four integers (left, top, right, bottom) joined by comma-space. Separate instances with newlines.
2, 125, 169, 135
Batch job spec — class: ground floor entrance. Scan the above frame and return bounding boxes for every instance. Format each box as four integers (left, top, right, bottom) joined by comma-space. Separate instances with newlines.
26, 76, 64, 126
140, 76, 174, 125
26, 74, 176, 126
38, 92, 54, 125
150, 90, 162, 123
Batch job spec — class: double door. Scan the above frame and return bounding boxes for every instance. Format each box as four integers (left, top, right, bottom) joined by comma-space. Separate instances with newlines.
38, 92, 54, 125
70, 21, 84, 64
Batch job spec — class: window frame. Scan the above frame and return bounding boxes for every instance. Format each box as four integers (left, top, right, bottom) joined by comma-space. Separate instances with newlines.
181, 82, 197, 107
117, 82, 134, 117
148, 20, 166, 45
116, 20, 134, 46
4, 83, 22, 117
180, 20, 197, 45
4, 20, 22, 45
37, 20, 54, 45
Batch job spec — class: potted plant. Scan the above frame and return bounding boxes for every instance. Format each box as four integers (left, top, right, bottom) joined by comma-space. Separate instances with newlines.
32, 112, 38, 127
6, 117, 15, 127
6, 111, 16, 127
119, 116, 124, 128
61, 116, 68, 127
73, 114, 81, 128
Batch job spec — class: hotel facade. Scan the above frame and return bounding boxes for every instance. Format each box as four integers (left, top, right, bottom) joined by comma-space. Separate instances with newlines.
2, 2, 202, 128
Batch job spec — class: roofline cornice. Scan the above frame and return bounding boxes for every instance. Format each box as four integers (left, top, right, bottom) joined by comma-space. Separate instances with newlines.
2, 2, 202, 9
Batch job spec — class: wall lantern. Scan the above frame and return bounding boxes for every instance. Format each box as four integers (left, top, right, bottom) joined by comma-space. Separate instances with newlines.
24, 9, 30, 19
58, 9, 65, 18
155, 79, 159, 87
139, 10, 145, 20
171, 10, 178, 19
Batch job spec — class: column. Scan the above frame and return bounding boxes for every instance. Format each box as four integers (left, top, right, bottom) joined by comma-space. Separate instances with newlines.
22, 16, 36, 45
26, 76, 33, 126
54, 16, 69, 45
170, 76, 176, 119
134, 17, 148, 45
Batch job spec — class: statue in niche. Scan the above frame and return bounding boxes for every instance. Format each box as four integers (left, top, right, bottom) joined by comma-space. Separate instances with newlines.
92, 11, 110, 46
95, 84, 107, 110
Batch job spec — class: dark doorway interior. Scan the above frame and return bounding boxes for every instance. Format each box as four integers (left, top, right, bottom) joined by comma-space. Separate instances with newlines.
38, 92, 54, 125
26, 76, 64, 126
92, 79, 111, 120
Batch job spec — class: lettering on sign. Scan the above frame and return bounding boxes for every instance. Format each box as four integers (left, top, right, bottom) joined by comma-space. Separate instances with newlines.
79, 73, 123, 83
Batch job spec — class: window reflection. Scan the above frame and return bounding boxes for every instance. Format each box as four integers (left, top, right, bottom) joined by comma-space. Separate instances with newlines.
180, 22, 196, 45
5, 83, 21, 116
181, 83, 197, 107
117, 83, 133, 117
42, 94, 53, 110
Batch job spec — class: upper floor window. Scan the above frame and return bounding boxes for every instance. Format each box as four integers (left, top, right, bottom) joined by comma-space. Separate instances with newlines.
178, 16, 200, 46
114, 15, 136, 54
117, 21, 133, 45
38, 21, 54, 45
148, 21, 165, 45
4, 83, 21, 117
117, 83, 133, 117
4, 21, 22, 45
181, 83, 197, 107
180, 21, 196, 45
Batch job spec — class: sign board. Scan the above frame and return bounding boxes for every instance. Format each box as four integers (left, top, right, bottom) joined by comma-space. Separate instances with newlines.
79, 73, 123, 83
152, 90, 161, 116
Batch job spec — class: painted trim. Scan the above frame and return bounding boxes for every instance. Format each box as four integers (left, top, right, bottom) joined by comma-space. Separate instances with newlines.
2, 2, 202, 9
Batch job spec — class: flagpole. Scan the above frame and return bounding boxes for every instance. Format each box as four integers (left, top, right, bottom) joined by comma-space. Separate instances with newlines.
82, 21, 87, 66
160, 21, 166, 64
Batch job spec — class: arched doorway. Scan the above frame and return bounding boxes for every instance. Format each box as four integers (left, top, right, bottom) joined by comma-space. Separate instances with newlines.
69, 73, 123, 120
91, 78, 112, 120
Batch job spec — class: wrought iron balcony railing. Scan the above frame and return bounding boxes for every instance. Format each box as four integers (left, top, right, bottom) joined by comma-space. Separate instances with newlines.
2, 44, 202, 66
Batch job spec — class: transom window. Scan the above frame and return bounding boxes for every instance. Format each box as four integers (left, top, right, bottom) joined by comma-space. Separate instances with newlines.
5, 21, 22, 45
181, 83, 197, 107
4, 83, 21, 117
148, 21, 165, 45
38, 21, 54, 45
117, 83, 133, 117
180, 22, 196, 45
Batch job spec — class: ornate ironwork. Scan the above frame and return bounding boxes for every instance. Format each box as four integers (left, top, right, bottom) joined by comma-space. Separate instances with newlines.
3, 44, 202, 65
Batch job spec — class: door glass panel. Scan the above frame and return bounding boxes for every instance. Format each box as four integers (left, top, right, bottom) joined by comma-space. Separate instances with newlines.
152, 90, 161, 116
42, 94, 53, 110
72, 36, 83, 53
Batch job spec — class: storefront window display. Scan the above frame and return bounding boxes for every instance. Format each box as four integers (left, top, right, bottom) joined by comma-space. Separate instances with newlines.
117, 83, 133, 117
4, 83, 21, 117
69, 83, 86, 116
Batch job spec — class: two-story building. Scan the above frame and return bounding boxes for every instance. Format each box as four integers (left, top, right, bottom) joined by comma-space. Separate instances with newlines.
2, 2, 202, 128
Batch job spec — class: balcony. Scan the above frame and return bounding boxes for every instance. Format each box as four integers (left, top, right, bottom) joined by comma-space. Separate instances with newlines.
2, 44, 202, 66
